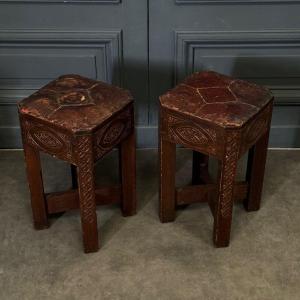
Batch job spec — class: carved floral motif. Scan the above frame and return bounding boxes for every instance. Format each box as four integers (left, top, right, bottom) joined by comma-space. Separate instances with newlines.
100, 121, 126, 147
93, 107, 133, 160
219, 131, 240, 218
163, 112, 219, 156
76, 135, 97, 225
241, 104, 272, 154
22, 119, 72, 162
245, 118, 268, 145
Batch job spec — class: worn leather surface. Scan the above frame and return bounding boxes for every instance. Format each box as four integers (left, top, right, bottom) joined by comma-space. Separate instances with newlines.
160, 71, 273, 128
18, 74, 133, 133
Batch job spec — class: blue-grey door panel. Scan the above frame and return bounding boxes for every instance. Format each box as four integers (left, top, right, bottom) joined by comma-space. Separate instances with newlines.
1, 0, 300, 148
149, 0, 300, 147
175, 31, 300, 106
0, 1, 148, 148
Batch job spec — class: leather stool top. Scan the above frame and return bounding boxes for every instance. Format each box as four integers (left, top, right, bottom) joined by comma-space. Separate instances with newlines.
160, 71, 273, 128
18, 75, 133, 134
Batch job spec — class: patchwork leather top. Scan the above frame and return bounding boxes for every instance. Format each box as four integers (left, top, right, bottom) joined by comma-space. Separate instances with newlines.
18, 74, 133, 133
160, 71, 273, 128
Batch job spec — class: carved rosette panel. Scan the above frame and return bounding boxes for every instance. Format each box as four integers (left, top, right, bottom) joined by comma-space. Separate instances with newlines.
240, 103, 273, 155
20, 118, 73, 162
161, 111, 222, 158
75, 135, 97, 225
93, 107, 133, 161
219, 131, 240, 218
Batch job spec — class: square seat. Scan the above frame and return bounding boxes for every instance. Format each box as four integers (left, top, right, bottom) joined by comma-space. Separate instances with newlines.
18, 75, 136, 253
159, 71, 274, 247
19, 74, 133, 134
160, 71, 273, 128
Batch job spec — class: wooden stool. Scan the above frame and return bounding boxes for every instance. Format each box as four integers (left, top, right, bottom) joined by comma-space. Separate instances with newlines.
18, 75, 136, 253
159, 71, 274, 247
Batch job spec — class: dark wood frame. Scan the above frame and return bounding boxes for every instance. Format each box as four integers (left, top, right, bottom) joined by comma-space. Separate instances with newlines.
159, 101, 273, 247
20, 104, 136, 253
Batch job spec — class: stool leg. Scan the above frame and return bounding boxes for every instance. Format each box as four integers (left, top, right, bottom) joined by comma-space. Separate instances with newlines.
192, 151, 209, 185
244, 129, 270, 212
23, 143, 49, 230
159, 137, 176, 223
119, 131, 136, 217
76, 136, 98, 253
213, 133, 239, 247
71, 164, 78, 189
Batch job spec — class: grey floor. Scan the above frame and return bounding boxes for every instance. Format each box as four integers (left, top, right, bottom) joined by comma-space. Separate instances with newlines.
0, 149, 299, 300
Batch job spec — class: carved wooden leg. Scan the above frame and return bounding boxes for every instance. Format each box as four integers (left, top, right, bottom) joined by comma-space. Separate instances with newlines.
213, 132, 239, 247
76, 135, 98, 253
71, 164, 78, 189
244, 129, 270, 212
192, 151, 209, 185
119, 131, 136, 217
23, 143, 49, 230
159, 137, 176, 223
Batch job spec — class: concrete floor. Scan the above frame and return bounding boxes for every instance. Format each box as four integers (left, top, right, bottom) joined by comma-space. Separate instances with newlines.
0, 149, 299, 300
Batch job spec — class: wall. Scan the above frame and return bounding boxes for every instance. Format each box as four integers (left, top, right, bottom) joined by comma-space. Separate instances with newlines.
0, 0, 300, 148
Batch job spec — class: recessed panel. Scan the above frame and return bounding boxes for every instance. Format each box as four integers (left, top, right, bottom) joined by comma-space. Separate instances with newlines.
0, 30, 122, 148
175, 31, 300, 105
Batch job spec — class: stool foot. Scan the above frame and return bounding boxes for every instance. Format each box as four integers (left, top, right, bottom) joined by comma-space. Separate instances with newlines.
33, 222, 50, 230
82, 227, 99, 253
23, 143, 49, 230
159, 138, 176, 223
244, 130, 270, 212
213, 132, 239, 247
76, 135, 99, 253
214, 235, 230, 248
120, 131, 137, 217
192, 151, 209, 185
160, 214, 176, 223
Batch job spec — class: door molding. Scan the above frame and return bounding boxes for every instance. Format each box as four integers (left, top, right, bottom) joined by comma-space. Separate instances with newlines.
0, 0, 120, 3
0, 30, 123, 148
175, 0, 300, 4
175, 30, 300, 105
0, 29, 123, 85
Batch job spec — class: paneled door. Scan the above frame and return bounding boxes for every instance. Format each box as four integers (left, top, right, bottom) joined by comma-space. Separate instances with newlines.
1, 0, 300, 148
0, 0, 148, 148
149, 0, 300, 147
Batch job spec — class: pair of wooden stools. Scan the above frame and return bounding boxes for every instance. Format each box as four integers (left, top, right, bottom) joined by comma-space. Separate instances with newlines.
18, 71, 274, 253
